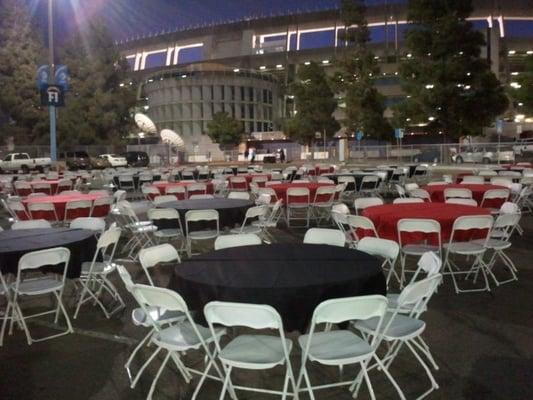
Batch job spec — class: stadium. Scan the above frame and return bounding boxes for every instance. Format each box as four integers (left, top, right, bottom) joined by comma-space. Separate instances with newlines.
118, 0, 533, 160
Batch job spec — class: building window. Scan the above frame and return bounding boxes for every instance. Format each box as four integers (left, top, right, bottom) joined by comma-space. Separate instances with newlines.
248, 87, 254, 102
230, 86, 235, 101
248, 104, 254, 119
240, 86, 245, 102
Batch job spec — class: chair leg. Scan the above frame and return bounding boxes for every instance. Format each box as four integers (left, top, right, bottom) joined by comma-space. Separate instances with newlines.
147, 351, 171, 400
131, 346, 162, 389
125, 328, 154, 385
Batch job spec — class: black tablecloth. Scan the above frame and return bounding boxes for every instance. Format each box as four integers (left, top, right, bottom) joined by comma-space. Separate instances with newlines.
113, 174, 161, 189
156, 198, 254, 230
168, 243, 386, 332
0, 228, 97, 279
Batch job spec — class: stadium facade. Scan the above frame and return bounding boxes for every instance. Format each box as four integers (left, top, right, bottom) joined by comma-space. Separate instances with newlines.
119, 0, 533, 158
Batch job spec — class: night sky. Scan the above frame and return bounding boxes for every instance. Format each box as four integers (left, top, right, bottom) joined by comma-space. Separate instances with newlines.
29, 0, 406, 42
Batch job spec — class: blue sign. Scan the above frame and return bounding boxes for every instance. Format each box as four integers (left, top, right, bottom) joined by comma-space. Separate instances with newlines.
36, 65, 49, 90
36, 65, 69, 91
496, 119, 503, 135
394, 128, 404, 139
55, 65, 69, 91
355, 131, 363, 141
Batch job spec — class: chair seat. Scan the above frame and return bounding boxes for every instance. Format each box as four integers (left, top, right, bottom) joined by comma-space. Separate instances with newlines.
154, 229, 182, 238
219, 334, 292, 369
402, 244, 440, 255
443, 242, 485, 255
472, 238, 511, 250
298, 330, 373, 365
131, 307, 185, 327
252, 220, 276, 228
354, 313, 425, 340
153, 322, 224, 351
81, 261, 115, 275
188, 230, 218, 240
13, 277, 63, 295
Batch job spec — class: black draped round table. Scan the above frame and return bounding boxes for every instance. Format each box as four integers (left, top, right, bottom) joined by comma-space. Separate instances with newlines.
0, 228, 97, 279
168, 243, 386, 332
157, 198, 254, 230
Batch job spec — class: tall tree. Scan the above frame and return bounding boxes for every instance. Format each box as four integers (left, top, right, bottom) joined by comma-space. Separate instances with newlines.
57, 22, 136, 147
206, 112, 244, 150
394, 0, 508, 139
0, 0, 48, 145
284, 62, 339, 145
333, 0, 391, 140
511, 55, 533, 116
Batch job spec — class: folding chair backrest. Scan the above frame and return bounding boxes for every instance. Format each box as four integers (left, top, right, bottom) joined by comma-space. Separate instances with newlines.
445, 198, 478, 206
116, 264, 135, 292
417, 251, 442, 276
444, 188, 472, 199
397, 218, 441, 246
404, 183, 419, 192
165, 185, 187, 197
12, 219, 51, 230
492, 213, 521, 240
499, 201, 520, 214
461, 175, 484, 184
490, 177, 512, 187
303, 228, 345, 247
346, 215, 378, 239
353, 197, 383, 214
450, 215, 493, 243
228, 191, 250, 200
244, 205, 267, 220
185, 209, 218, 223
332, 203, 350, 215
482, 189, 509, 202
312, 295, 387, 325
133, 284, 188, 318
396, 274, 442, 313
356, 237, 399, 262
215, 234, 262, 250
70, 217, 106, 233
313, 186, 336, 202
393, 198, 424, 204
188, 183, 207, 194
204, 301, 281, 330
410, 188, 431, 200
19, 247, 70, 271
153, 195, 178, 205
96, 227, 121, 259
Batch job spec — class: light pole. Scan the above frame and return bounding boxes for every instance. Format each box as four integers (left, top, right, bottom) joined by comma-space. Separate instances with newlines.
48, 0, 57, 163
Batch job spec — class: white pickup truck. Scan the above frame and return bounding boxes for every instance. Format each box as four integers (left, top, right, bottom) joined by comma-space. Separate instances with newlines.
0, 153, 52, 173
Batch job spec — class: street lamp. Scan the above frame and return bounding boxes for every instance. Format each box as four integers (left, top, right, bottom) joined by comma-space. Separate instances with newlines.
48, 0, 57, 163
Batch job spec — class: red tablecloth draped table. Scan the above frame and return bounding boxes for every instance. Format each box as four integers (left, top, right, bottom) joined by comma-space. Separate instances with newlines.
268, 182, 336, 203
362, 203, 491, 245
422, 184, 509, 208
22, 193, 107, 220
150, 181, 214, 199
226, 174, 272, 188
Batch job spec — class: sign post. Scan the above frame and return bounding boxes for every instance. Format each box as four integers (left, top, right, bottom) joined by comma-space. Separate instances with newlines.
496, 119, 503, 165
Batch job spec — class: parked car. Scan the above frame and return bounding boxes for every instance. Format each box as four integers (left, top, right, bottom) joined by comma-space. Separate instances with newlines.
90, 155, 111, 169
123, 151, 149, 167
98, 153, 127, 167
59, 151, 90, 170
513, 138, 533, 156
0, 153, 51, 173
451, 147, 515, 164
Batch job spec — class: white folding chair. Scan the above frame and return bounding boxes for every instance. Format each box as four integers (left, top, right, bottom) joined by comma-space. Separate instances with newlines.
251, 199, 284, 243
230, 205, 267, 235
152, 195, 178, 206
296, 295, 403, 400
31, 182, 53, 195
116, 200, 157, 261
64, 199, 92, 224
353, 274, 442, 400
338, 176, 356, 200
397, 218, 441, 289
409, 188, 432, 202
131, 284, 227, 400
461, 175, 484, 184
393, 198, 424, 204
303, 228, 345, 247
142, 185, 161, 201
165, 185, 187, 200
480, 188, 510, 212
346, 215, 379, 243
359, 175, 381, 197
311, 186, 336, 225
90, 196, 114, 218
147, 207, 184, 249
185, 209, 219, 257
11, 219, 52, 230
205, 301, 296, 399
490, 177, 512, 188
5, 198, 30, 221
56, 178, 73, 194
27, 201, 58, 222
0, 267, 12, 346
214, 233, 262, 250
70, 217, 106, 234
356, 237, 400, 286
286, 187, 310, 227
73, 227, 124, 319
118, 174, 135, 191
353, 197, 383, 215
442, 215, 493, 294
5, 247, 73, 344
444, 188, 473, 201
445, 198, 478, 206
227, 191, 250, 200
14, 180, 32, 196
189, 194, 214, 199
187, 182, 207, 198
139, 243, 180, 286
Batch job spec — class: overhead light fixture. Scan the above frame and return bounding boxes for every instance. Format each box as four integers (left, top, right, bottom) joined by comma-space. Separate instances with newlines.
233, 68, 240, 72
304, 61, 311, 65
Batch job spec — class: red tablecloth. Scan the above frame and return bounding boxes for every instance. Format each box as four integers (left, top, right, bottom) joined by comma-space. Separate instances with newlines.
269, 182, 336, 203
150, 181, 214, 199
227, 174, 272, 188
422, 184, 508, 207
362, 203, 491, 245
23, 193, 105, 220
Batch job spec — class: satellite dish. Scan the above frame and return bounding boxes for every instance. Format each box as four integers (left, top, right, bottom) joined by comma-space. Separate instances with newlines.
134, 113, 157, 134
160, 129, 185, 148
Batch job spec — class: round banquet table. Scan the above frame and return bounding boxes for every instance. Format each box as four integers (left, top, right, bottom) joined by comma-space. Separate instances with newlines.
268, 182, 336, 203
422, 183, 509, 207
156, 198, 254, 230
0, 228, 97, 279
150, 181, 215, 198
168, 243, 386, 332
362, 203, 491, 244
22, 193, 106, 220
